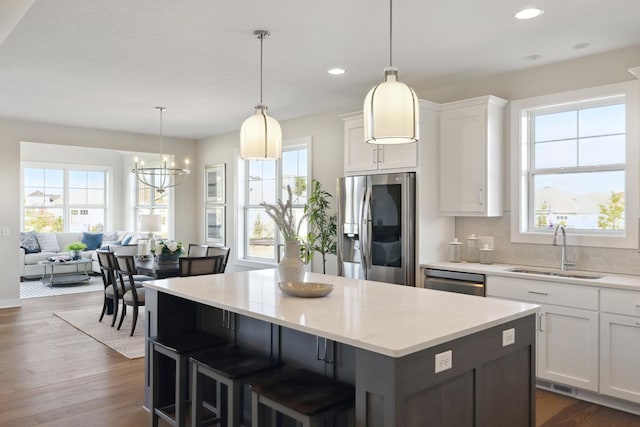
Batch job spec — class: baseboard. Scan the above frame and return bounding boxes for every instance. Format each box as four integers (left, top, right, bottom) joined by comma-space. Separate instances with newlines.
537, 380, 640, 416
0, 298, 22, 308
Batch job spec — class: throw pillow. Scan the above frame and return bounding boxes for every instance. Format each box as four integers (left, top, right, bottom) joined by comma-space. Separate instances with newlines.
36, 233, 60, 252
82, 232, 103, 250
121, 233, 133, 245
20, 231, 41, 253
102, 231, 119, 242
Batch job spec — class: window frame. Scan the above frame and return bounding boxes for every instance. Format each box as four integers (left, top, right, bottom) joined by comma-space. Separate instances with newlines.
21, 162, 112, 232
510, 81, 639, 249
236, 137, 312, 269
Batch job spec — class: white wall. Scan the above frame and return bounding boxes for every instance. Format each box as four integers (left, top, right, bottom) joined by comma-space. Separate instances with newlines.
0, 119, 197, 308
196, 111, 345, 274
419, 45, 640, 275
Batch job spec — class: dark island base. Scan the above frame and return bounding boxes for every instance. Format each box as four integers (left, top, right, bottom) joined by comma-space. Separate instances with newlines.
145, 290, 536, 427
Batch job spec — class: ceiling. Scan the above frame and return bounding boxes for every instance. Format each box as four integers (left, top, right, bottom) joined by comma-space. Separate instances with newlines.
1, 0, 639, 140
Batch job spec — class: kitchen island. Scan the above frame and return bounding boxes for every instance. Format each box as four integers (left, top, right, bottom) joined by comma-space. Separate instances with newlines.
144, 269, 538, 426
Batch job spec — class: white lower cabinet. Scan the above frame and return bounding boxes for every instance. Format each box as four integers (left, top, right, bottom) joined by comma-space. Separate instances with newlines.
600, 289, 640, 403
537, 304, 599, 391
487, 276, 599, 391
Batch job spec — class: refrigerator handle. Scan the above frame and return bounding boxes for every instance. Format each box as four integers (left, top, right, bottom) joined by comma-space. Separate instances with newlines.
361, 183, 372, 275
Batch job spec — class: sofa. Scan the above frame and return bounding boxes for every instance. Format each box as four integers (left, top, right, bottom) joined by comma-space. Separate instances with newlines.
19, 230, 148, 279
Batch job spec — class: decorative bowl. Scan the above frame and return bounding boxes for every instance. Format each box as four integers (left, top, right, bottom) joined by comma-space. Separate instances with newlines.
278, 282, 334, 298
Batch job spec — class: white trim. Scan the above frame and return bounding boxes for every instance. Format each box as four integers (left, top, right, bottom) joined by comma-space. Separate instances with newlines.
510, 81, 639, 249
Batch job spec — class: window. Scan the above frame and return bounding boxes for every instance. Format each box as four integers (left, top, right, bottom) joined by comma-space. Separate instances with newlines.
238, 138, 311, 266
23, 165, 109, 232
511, 81, 639, 248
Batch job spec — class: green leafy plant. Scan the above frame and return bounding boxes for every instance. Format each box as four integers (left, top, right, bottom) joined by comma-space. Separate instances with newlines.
304, 179, 337, 274
66, 242, 87, 251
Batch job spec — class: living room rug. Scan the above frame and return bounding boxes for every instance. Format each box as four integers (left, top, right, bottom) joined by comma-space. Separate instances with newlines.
21, 276, 103, 299
54, 307, 145, 359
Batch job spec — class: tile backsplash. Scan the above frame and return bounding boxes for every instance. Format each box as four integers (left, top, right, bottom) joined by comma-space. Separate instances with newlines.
455, 214, 640, 276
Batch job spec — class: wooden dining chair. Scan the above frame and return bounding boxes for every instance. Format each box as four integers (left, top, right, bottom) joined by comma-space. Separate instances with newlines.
179, 255, 225, 277
114, 254, 146, 336
205, 246, 230, 273
187, 243, 208, 257
96, 249, 122, 327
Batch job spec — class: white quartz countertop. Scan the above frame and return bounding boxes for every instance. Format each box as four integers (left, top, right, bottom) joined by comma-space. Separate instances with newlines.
422, 262, 640, 291
144, 269, 537, 358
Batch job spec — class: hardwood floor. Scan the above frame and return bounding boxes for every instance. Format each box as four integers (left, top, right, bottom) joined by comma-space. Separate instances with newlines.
1, 291, 639, 426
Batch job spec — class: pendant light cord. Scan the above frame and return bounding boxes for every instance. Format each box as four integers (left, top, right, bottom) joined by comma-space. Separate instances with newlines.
157, 107, 165, 161
389, 0, 393, 67
259, 31, 264, 104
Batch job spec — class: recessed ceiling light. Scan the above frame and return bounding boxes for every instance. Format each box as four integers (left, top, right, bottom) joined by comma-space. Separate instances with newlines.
328, 67, 346, 75
514, 8, 544, 20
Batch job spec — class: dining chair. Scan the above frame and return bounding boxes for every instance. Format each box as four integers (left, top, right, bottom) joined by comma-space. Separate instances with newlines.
114, 254, 146, 336
96, 249, 122, 327
179, 255, 225, 277
187, 243, 208, 257
205, 246, 230, 273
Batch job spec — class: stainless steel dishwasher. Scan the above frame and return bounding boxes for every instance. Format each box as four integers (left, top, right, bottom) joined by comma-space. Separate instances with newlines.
423, 268, 486, 296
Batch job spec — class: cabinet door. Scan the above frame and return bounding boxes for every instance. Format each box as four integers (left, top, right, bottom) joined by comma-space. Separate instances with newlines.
344, 119, 378, 173
537, 304, 599, 391
378, 144, 417, 170
600, 313, 640, 403
439, 105, 487, 214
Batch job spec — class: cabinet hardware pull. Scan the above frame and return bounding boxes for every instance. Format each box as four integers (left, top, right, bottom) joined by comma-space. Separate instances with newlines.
372, 148, 377, 164
315, 336, 324, 361
539, 313, 545, 332
378, 146, 383, 163
528, 290, 549, 296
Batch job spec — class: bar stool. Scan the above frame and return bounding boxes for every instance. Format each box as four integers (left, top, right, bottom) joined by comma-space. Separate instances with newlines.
149, 331, 227, 427
250, 369, 355, 427
190, 347, 284, 427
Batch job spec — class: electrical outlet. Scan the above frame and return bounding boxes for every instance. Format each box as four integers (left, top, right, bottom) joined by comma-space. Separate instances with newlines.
503, 328, 515, 346
435, 350, 453, 373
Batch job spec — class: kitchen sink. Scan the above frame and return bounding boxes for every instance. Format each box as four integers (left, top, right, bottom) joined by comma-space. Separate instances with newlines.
507, 267, 603, 280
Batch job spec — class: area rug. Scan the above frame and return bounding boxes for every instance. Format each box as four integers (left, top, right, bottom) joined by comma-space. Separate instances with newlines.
54, 307, 145, 359
21, 276, 103, 299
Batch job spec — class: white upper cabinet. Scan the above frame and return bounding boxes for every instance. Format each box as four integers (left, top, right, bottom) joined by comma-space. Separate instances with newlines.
342, 113, 417, 174
439, 95, 507, 216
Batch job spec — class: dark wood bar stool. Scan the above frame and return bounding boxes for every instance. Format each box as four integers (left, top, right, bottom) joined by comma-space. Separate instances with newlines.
250, 369, 355, 427
149, 331, 227, 427
190, 347, 284, 427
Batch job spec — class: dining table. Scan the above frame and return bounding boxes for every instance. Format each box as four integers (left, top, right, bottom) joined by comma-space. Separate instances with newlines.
135, 257, 180, 279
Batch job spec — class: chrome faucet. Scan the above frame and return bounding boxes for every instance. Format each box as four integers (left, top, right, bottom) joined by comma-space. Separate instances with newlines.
552, 224, 575, 271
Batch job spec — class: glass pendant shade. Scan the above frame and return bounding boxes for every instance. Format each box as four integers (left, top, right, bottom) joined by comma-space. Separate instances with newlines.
364, 67, 419, 144
240, 105, 282, 159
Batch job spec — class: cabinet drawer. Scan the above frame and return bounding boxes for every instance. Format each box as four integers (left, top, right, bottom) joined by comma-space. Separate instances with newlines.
601, 288, 640, 317
487, 276, 598, 310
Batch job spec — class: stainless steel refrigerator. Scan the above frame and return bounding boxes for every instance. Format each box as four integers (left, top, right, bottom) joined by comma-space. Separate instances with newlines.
337, 172, 416, 286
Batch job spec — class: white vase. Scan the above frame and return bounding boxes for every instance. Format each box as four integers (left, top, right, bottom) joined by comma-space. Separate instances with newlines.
278, 240, 306, 283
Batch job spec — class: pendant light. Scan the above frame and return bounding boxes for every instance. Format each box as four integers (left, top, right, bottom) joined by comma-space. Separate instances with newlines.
240, 30, 282, 159
364, 0, 419, 144
131, 107, 190, 193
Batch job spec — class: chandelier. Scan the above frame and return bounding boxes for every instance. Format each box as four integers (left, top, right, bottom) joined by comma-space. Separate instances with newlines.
363, 0, 419, 144
132, 107, 190, 193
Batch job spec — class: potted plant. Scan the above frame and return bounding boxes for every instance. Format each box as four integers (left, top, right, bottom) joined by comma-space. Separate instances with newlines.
261, 185, 309, 282
66, 242, 87, 260
304, 179, 337, 274
153, 240, 184, 262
